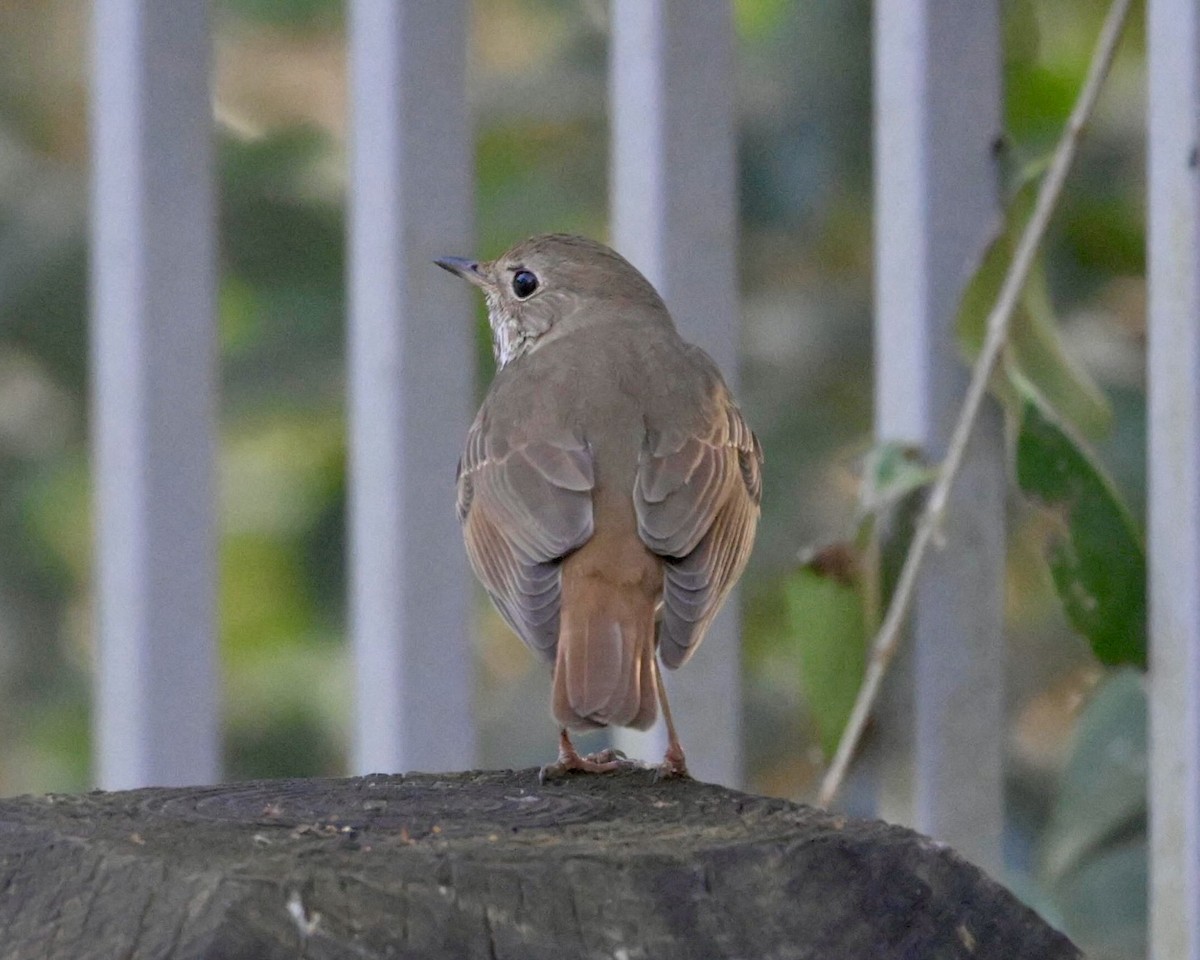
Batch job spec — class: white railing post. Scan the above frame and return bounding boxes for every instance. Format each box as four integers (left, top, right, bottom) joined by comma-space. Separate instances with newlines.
1147, 0, 1200, 954
90, 0, 219, 789
347, 0, 475, 774
873, 1, 1006, 871
610, 0, 741, 787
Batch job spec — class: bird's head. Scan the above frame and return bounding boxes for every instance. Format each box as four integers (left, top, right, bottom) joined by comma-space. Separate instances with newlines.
436, 233, 666, 367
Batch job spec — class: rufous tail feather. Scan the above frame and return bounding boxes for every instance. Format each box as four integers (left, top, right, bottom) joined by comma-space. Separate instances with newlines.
552, 574, 657, 731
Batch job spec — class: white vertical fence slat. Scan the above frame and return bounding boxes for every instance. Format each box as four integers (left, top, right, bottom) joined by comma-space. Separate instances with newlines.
90, 0, 219, 789
609, 0, 741, 787
347, 0, 476, 774
1147, 0, 1200, 954
873, 1, 1006, 871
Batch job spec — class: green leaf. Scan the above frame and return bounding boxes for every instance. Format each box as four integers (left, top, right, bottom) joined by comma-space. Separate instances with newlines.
1038, 669, 1146, 959
1062, 195, 1146, 275
1002, 0, 1041, 75
1015, 390, 1146, 667
852, 443, 931, 627
784, 565, 867, 758
1054, 839, 1147, 960
734, 0, 793, 40
856, 442, 938, 523
1010, 258, 1112, 436
1040, 669, 1146, 879
956, 171, 1112, 438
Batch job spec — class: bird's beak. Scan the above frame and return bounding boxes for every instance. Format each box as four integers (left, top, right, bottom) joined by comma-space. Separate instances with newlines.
434, 256, 489, 289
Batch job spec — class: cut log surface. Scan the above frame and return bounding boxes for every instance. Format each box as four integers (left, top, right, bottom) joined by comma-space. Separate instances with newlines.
0, 768, 1078, 960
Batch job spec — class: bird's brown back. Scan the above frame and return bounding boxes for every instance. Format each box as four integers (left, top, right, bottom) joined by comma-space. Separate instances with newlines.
451, 235, 762, 732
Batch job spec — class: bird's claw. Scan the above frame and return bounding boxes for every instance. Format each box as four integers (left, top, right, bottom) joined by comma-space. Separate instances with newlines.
653, 760, 690, 782
584, 747, 628, 764
539, 747, 636, 783
653, 743, 690, 782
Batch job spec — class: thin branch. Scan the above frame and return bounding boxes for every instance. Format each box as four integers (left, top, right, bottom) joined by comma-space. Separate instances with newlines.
817, 0, 1134, 809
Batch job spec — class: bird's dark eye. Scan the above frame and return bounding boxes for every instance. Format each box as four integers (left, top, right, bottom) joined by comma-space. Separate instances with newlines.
512, 270, 539, 299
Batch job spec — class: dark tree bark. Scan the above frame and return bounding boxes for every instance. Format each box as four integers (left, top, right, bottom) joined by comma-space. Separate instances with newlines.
0, 768, 1078, 959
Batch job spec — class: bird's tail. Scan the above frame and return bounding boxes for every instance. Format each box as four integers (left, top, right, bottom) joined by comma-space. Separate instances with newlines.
552, 570, 658, 732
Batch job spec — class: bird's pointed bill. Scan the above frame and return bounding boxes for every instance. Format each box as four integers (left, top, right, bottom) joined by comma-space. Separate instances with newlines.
435, 256, 489, 288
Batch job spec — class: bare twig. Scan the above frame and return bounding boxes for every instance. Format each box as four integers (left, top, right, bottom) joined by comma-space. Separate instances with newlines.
817, 0, 1134, 809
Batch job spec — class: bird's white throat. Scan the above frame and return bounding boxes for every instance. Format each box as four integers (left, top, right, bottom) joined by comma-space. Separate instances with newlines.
484, 291, 532, 368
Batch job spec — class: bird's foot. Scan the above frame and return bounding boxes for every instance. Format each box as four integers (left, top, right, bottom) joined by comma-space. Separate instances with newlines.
539, 738, 638, 783
653, 742, 691, 782
582, 747, 627, 765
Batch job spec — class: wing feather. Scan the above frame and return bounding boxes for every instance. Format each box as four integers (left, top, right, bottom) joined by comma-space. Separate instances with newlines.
458, 421, 594, 658
635, 397, 762, 669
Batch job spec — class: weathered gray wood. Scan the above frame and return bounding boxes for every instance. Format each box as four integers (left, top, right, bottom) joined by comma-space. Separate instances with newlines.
1147, 0, 1200, 955
872, 0, 1007, 872
0, 770, 1079, 959
90, 0, 219, 789
609, 0, 742, 788
347, 0, 476, 774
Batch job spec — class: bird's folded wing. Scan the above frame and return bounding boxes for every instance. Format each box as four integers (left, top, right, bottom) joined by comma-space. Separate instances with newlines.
457, 423, 594, 658
636, 401, 762, 668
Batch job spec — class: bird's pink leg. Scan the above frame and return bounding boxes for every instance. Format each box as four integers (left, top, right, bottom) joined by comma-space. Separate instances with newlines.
654, 658, 690, 780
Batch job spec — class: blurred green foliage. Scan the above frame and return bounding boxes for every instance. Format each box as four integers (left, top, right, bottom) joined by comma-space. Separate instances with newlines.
1015, 390, 1146, 668
957, 167, 1113, 439
0, 1, 1151, 954
219, 0, 342, 29
784, 567, 865, 758
1039, 669, 1147, 960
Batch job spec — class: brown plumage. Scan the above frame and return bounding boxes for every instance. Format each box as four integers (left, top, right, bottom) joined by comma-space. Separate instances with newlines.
437, 234, 762, 778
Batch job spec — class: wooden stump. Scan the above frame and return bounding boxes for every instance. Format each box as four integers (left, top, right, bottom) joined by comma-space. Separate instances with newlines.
0, 768, 1078, 959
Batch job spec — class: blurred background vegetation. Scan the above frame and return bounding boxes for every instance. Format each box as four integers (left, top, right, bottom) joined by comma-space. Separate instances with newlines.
0, 1, 1147, 956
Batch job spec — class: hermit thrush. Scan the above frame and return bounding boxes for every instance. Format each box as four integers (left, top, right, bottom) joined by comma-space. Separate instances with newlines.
436, 234, 762, 779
